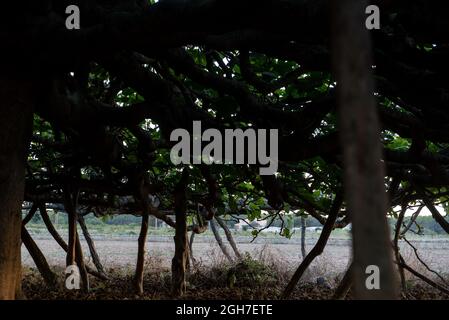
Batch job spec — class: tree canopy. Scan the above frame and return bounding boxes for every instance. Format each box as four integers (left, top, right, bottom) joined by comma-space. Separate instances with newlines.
1, 0, 449, 300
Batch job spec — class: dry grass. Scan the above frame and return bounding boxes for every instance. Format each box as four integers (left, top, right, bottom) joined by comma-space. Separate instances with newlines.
21, 245, 449, 300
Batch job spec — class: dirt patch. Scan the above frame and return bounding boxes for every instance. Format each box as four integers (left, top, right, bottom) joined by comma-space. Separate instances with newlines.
22, 262, 449, 300
20, 234, 449, 299
22, 235, 449, 277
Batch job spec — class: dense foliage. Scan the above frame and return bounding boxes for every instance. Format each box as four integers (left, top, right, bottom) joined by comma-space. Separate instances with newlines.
1, 0, 449, 299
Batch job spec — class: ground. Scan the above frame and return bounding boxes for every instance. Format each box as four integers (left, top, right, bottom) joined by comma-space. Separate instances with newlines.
20, 229, 449, 300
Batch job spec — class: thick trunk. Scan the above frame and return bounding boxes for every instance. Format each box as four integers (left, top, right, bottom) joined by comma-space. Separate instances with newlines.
0, 76, 34, 300
331, 0, 398, 299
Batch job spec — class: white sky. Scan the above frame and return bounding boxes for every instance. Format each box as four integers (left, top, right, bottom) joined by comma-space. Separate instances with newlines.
392, 205, 444, 217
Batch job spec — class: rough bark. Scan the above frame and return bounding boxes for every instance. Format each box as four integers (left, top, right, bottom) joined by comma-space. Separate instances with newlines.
210, 219, 233, 262
215, 216, 242, 260
0, 76, 34, 300
331, 0, 398, 299
171, 171, 189, 297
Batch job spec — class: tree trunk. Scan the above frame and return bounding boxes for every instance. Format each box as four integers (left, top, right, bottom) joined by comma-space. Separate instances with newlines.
39, 204, 108, 280
22, 204, 38, 226
210, 219, 233, 262
282, 195, 342, 299
134, 210, 149, 295
394, 204, 407, 291
39, 204, 69, 251
215, 216, 242, 260
0, 76, 34, 300
331, 0, 398, 299
78, 214, 107, 276
64, 188, 89, 291
64, 189, 78, 268
418, 186, 449, 234
300, 216, 307, 259
188, 232, 197, 268
75, 233, 90, 292
172, 171, 189, 297
21, 227, 58, 287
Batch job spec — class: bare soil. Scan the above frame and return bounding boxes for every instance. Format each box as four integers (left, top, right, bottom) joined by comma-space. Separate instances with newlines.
22, 235, 449, 277
20, 233, 449, 300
